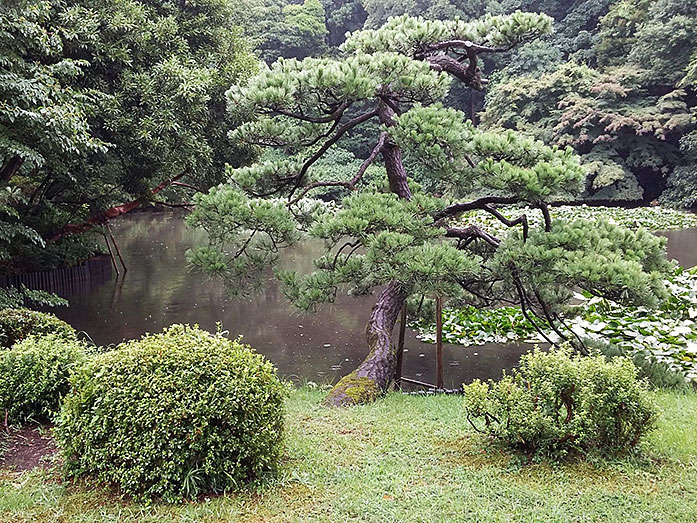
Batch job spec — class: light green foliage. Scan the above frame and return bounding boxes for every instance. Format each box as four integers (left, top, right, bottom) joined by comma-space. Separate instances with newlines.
186, 185, 300, 293
392, 104, 585, 199
343, 11, 553, 55
463, 347, 657, 458
229, 52, 452, 123
0, 334, 88, 423
56, 324, 286, 502
492, 219, 670, 309
0, 308, 76, 349
279, 190, 480, 309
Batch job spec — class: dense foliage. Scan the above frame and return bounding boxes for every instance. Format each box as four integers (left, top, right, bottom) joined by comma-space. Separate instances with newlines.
463, 348, 658, 458
57, 324, 286, 502
0, 308, 76, 348
481, 0, 697, 205
0, 334, 88, 423
0, 0, 257, 273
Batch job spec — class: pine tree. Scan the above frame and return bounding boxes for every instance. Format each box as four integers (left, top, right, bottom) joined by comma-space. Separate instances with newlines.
188, 13, 671, 406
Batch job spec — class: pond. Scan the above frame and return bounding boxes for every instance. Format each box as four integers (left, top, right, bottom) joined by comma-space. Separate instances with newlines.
50, 212, 697, 388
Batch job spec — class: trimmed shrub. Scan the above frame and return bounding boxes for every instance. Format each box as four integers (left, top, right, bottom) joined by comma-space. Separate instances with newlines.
0, 334, 88, 423
463, 347, 657, 459
56, 324, 287, 502
0, 308, 76, 348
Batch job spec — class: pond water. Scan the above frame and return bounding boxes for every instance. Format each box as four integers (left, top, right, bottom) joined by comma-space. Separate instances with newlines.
49, 212, 697, 388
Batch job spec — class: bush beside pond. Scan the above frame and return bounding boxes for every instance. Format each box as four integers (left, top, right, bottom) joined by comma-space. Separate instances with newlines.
0, 334, 88, 423
0, 308, 76, 348
463, 347, 657, 459
56, 324, 287, 502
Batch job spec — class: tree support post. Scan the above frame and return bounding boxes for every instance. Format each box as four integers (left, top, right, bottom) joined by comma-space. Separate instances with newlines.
436, 296, 444, 389
107, 222, 127, 273
395, 304, 407, 387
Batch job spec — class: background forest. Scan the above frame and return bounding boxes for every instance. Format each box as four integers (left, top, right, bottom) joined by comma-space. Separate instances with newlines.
1, 0, 696, 280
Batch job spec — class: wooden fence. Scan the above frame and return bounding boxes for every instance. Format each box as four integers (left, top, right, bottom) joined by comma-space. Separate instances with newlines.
0, 255, 114, 296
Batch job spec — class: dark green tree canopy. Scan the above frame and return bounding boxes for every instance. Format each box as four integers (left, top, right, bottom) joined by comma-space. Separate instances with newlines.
0, 0, 257, 272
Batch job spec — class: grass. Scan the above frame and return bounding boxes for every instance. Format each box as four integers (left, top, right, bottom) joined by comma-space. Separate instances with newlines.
1, 387, 697, 522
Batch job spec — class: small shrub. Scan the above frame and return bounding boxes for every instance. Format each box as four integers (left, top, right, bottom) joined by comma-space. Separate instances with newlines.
0, 308, 76, 348
0, 334, 88, 423
463, 347, 657, 459
56, 324, 287, 502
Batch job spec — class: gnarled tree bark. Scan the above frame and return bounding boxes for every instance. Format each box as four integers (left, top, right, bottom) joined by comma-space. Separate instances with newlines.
325, 97, 413, 406
325, 282, 410, 406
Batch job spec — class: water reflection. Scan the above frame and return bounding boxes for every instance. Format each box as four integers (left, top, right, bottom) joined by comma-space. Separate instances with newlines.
50, 212, 535, 387
50, 214, 696, 388
656, 228, 697, 269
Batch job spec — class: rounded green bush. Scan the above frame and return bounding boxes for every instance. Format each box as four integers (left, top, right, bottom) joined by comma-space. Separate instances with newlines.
0, 308, 76, 348
463, 347, 657, 459
0, 334, 88, 423
56, 324, 287, 502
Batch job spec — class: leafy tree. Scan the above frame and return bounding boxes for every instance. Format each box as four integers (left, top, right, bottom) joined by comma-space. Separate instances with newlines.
65, 0, 258, 204
189, 13, 671, 406
0, 0, 108, 273
244, 0, 328, 63
0, 0, 257, 271
481, 62, 695, 201
0, 1, 107, 186
322, 0, 367, 48
596, 0, 697, 87
661, 132, 697, 209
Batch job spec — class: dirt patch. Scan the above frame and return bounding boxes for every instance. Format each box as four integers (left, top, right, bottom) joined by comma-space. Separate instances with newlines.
0, 424, 58, 471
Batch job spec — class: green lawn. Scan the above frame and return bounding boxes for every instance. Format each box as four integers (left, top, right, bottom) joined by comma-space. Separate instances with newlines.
1, 388, 697, 522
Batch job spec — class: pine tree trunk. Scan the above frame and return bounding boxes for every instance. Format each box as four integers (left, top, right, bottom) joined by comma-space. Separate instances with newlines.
325, 282, 409, 406
325, 97, 412, 406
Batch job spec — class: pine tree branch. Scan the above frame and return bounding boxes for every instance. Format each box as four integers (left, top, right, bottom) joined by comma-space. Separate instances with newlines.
445, 225, 501, 247
434, 196, 519, 220
288, 131, 388, 205
290, 107, 380, 194
270, 101, 352, 123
